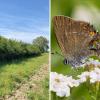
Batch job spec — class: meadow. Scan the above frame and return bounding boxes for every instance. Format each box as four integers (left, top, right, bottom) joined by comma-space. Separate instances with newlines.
27, 76, 49, 100
0, 53, 48, 97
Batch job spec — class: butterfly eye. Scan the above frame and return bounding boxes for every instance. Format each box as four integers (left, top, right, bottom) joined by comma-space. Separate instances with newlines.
63, 58, 69, 65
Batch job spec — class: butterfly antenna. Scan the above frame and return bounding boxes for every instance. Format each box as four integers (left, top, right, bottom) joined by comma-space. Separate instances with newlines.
51, 51, 64, 57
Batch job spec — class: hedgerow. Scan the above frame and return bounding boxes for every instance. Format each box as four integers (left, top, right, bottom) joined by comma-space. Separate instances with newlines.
0, 36, 41, 61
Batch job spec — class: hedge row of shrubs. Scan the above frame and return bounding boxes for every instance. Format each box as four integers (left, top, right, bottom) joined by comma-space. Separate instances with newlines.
0, 36, 41, 61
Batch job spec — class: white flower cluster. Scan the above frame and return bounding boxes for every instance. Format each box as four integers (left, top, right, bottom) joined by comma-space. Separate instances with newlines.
50, 59, 100, 97
79, 59, 100, 67
78, 67, 100, 83
87, 58, 100, 67
50, 72, 79, 97
50, 68, 100, 97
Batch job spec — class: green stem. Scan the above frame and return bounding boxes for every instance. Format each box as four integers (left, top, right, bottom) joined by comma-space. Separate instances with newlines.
95, 82, 99, 100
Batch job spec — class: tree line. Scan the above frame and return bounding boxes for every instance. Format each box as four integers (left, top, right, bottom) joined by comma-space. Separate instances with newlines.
0, 36, 49, 61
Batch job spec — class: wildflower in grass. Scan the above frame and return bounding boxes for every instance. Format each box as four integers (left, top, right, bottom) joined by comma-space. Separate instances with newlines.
51, 59, 100, 98
50, 72, 80, 97
56, 85, 70, 97
50, 72, 70, 97
78, 71, 89, 83
66, 76, 80, 87
89, 71, 98, 83
89, 68, 100, 83
50, 72, 67, 92
94, 67, 100, 74
77, 67, 100, 83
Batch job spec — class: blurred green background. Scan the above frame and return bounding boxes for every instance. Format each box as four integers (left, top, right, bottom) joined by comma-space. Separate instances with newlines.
51, 0, 100, 74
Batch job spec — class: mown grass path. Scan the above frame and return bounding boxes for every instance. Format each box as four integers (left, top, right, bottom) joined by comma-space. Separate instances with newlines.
0, 53, 49, 100
6, 63, 49, 100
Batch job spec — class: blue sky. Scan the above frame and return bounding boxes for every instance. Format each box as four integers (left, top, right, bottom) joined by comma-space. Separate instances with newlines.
0, 0, 49, 43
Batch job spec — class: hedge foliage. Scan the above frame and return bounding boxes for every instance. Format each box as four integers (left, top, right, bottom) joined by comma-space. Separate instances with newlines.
0, 36, 41, 61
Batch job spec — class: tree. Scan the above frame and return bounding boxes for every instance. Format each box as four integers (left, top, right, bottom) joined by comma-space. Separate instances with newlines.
33, 36, 49, 53
0, 35, 41, 61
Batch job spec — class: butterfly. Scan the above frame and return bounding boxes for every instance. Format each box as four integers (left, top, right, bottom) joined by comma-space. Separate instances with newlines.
53, 16, 100, 67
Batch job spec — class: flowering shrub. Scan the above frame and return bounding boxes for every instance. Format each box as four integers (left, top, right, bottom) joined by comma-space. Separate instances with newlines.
51, 59, 100, 99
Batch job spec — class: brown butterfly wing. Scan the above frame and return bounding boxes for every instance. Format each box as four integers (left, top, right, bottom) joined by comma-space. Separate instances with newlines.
53, 16, 97, 66
92, 33, 100, 56
53, 16, 71, 58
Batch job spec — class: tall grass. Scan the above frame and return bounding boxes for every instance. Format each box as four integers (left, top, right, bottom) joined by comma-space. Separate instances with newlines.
27, 77, 49, 100
0, 53, 48, 97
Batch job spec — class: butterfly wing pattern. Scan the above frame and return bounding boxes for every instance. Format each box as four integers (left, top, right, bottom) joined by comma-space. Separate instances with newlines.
53, 16, 100, 67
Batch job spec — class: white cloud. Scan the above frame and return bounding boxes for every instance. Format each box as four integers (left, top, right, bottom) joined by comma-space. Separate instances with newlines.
0, 27, 49, 43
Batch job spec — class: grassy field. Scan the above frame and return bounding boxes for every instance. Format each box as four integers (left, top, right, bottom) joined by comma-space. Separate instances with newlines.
27, 76, 49, 100
0, 53, 48, 97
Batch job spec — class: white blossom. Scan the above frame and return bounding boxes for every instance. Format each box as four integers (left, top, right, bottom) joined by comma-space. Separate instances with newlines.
56, 85, 70, 97
65, 76, 80, 87
77, 72, 89, 83
50, 72, 70, 97
94, 67, 100, 74
87, 60, 100, 67
77, 67, 100, 83
89, 71, 98, 83
89, 68, 100, 83
50, 59, 100, 97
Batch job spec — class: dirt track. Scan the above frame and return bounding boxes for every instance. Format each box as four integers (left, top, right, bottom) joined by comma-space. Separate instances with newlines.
4, 64, 48, 100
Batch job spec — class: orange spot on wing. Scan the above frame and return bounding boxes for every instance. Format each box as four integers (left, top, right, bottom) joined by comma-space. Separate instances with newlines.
89, 32, 95, 36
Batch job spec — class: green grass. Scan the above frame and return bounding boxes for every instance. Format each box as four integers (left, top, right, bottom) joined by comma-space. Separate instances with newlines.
0, 53, 48, 97
27, 76, 49, 100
